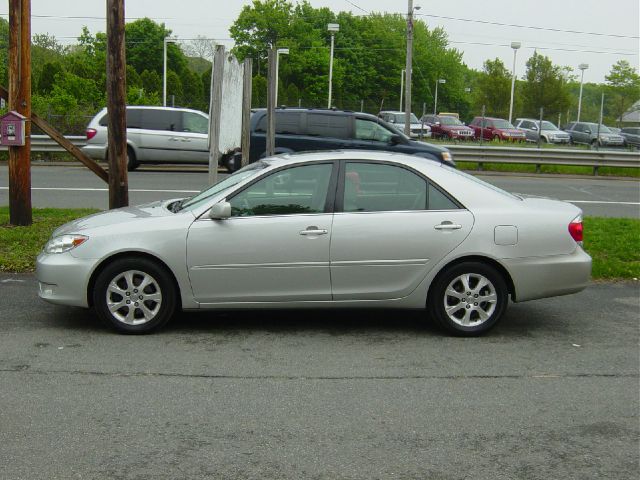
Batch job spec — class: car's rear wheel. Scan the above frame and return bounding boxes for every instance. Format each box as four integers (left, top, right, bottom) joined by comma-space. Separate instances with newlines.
428, 262, 508, 336
493, 134, 501, 141
126, 147, 139, 171
93, 257, 177, 334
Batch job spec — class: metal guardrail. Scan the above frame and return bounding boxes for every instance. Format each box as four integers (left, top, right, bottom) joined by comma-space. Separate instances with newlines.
447, 145, 640, 174
0, 134, 86, 152
2, 136, 639, 175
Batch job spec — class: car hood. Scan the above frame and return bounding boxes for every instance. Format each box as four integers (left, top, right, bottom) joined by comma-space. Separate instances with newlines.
498, 128, 525, 135
406, 139, 448, 152
442, 125, 472, 131
52, 199, 185, 236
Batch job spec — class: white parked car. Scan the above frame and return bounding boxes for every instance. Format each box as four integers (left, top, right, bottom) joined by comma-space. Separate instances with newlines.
37, 151, 591, 336
82, 106, 210, 171
378, 111, 431, 138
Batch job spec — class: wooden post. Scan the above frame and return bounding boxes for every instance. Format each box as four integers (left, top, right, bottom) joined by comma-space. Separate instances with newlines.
241, 58, 253, 168
106, 0, 128, 209
208, 45, 225, 185
8, 0, 32, 226
266, 47, 276, 157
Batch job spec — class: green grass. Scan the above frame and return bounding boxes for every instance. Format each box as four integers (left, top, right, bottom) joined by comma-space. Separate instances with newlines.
584, 217, 640, 280
0, 208, 638, 281
0, 207, 99, 272
456, 161, 640, 178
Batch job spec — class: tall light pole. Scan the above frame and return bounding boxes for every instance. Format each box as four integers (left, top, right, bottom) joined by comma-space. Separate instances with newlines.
327, 23, 339, 108
433, 78, 446, 114
508, 41, 521, 124
400, 69, 405, 111
275, 48, 289, 106
404, 2, 420, 136
577, 63, 589, 122
163, 35, 177, 107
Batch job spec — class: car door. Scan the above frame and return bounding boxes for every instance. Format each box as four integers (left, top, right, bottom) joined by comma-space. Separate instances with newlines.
186, 162, 337, 304
330, 161, 474, 300
176, 111, 210, 164
138, 109, 183, 162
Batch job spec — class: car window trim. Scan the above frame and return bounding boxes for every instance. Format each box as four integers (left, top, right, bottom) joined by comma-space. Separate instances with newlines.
334, 159, 465, 214
222, 160, 339, 217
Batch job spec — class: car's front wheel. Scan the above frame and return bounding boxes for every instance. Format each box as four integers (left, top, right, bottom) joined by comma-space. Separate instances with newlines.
428, 262, 508, 336
93, 257, 177, 334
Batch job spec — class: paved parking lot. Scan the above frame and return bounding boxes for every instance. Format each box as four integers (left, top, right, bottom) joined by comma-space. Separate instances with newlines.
0, 274, 638, 479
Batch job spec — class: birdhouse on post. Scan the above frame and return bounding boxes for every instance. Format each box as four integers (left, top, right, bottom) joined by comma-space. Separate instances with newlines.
0, 111, 27, 146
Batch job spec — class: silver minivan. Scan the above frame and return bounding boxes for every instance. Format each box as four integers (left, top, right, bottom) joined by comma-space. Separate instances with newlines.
82, 106, 209, 170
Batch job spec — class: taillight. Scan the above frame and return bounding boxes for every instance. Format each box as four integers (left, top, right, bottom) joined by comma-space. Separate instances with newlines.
86, 128, 97, 140
569, 216, 583, 244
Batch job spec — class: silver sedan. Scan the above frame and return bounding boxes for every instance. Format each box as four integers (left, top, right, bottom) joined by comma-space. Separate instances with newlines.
36, 151, 591, 336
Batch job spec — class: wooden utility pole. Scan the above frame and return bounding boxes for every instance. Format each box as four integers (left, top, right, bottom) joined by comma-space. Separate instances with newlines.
8, 0, 32, 226
241, 58, 253, 169
266, 47, 276, 157
106, 0, 128, 209
404, 0, 414, 137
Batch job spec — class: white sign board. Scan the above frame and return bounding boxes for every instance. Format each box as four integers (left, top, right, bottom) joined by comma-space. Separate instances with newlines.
218, 54, 243, 154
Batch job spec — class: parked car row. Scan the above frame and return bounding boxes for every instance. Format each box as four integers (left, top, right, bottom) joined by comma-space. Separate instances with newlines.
81, 106, 637, 171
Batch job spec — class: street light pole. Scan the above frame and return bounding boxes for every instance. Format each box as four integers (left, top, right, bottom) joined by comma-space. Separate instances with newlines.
327, 23, 339, 109
433, 78, 445, 115
275, 48, 289, 106
508, 41, 521, 124
404, 1, 420, 136
163, 36, 177, 107
577, 63, 589, 122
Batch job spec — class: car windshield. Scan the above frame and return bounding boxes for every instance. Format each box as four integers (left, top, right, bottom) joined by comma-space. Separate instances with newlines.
176, 161, 269, 211
492, 119, 515, 129
586, 123, 611, 133
539, 121, 558, 131
439, 116, 463, 126
394, 113, 419, 123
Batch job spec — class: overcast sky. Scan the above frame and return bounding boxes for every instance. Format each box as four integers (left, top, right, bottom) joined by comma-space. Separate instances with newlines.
15, 0, 640, 83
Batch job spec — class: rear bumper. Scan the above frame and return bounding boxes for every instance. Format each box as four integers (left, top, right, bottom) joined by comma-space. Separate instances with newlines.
503, 247, 592, 302
81, 144, 107, 160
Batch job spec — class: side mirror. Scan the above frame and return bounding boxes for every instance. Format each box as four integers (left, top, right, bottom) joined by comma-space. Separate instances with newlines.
435, 122, 441, 126
585, 129, 591, 134
389, 134, 402, 145
209, 201, 231, 220
531, 125, 538, 131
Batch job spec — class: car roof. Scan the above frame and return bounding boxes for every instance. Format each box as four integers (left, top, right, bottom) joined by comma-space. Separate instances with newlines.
262, 149, 442, 168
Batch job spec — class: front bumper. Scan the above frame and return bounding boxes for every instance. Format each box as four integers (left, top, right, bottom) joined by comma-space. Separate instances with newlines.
36, 251, 98, 307
503, 247, 592, 302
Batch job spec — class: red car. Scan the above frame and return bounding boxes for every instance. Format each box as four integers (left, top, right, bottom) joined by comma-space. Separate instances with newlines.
421, 114, 475, 140
469, 117, 526, 142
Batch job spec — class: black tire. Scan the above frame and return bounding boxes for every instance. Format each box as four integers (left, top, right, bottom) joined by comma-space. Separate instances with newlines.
427, 261, 508, 336
92, 257, 177, 334
126, 147, 139, 171
493, 134, 501, 142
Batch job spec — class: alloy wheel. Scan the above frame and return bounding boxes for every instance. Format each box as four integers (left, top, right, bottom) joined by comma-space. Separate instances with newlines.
443, 273, 497, 327
105, 270, 162, 325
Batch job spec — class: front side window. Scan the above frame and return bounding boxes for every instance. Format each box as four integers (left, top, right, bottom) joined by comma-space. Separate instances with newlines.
230, 163, 333, 217
355, 119, 394, 143
182, 112, 209, 134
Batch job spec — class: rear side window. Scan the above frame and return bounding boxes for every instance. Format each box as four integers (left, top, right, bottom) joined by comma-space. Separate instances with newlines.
276, 112, 303, 135
307, 113, 349, 139
141, 109, 180, 131
98, 109, 143, 128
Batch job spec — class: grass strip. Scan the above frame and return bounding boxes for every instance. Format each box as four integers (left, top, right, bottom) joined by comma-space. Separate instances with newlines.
0, 208, 638, 280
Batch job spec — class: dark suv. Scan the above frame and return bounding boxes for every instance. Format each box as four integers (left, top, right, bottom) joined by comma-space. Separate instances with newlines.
244, 108, 454, 168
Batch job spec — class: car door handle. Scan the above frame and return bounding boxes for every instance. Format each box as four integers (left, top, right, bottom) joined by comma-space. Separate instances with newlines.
434, 222, 462, 231
169, 137, 180, 142
299, 227, 328, 236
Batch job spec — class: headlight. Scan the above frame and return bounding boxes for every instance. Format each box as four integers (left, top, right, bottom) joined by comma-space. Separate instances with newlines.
43, 235, 88, 254
441, 151, 454, 164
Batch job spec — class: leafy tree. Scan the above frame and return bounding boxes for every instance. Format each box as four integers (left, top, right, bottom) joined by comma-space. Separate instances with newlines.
521, 51, 571, 119
605, 60, 640, 126
36, 62, 64, 94
472, 58, 512, 118
125, 18, 186, 75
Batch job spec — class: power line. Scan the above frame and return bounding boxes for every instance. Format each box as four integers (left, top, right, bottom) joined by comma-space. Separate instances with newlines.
344, 0, 369, 15
416, 13, 639, 39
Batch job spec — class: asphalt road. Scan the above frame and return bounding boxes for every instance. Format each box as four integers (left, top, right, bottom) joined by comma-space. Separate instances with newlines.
0, 163, 639, 218
0, 274, 638, 479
